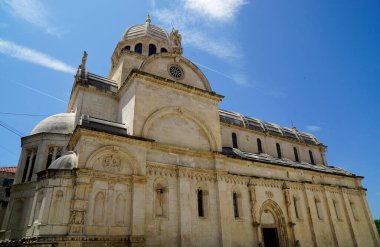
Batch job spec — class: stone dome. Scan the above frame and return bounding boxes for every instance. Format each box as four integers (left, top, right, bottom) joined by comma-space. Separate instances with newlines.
48, 151, 77, 170
121, 17, 170, 44
31, 112, 76, 135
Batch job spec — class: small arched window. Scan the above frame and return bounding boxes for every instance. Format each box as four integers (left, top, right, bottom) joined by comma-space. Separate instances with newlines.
27, 155, 36, 182
257, 138, 263, 153
293, 147, 299, 162
149, 44, 157, 56
232, 192, 240, 218
160, 47, 168, 53
134, 43, 142, 54
21, 155, 31, 182
276, 143, 282, 158
125, 45, 130, 51
197, 189, 205, 217
232, 133, 238, 149
309, 150, 315, 165
46, 153, 53, 169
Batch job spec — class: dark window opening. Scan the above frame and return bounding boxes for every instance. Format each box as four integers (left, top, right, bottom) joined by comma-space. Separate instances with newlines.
56, 154, 61, 159
232, 133, 238, 149
125, 45, 130, 51
135, 43, 142, 54
2, 178, 13, 187
309, 150, 315, 165
21, 156, 30, 183
160, 47, 168, 53
293, 147, 299, 162
276, 143, 282, 159
233, 192, 239, 218
197, 189, 204, 217
149, 44, 157, 56
46, 153, 53, 169
257, 138, 263, 153
27, 155, 36, 182
5, 188, 11, 197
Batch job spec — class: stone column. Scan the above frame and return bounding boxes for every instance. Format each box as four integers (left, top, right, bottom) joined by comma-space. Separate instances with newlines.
248, 180, 260, 246
178, 168, 192, 247
282, 182, 296, 247
129, 175, 146, 247
302, 184, 318, 247
68, 170, 91, 235
358, 188, 380, 246
321, 186, 338, 247
215, 171, 231, 247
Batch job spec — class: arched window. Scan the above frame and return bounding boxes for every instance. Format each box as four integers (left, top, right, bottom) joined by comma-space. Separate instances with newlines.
27, 155, 36, 181
125, 45, 130, 51
257, 138, 263, 153
46, 153, 53, 169
232, 192, 240, 218
293, 147, 299, 162
21, 155, 30, 182
276, 143, 282, 158
309, 150, 315, 165
149, 44, 157, 56
134, 43, 142, 54
197, 189, 204, 217
160, 47, 168, 53
232, 133, 238, 149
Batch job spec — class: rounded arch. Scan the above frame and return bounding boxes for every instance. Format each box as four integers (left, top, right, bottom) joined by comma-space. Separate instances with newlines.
139, 53, 212, 91
259, 199, 289, 247
141, 107, 218, 151
85, 146, 138, 175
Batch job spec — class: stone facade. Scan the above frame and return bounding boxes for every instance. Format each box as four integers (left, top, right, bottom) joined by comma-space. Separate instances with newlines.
0, 167, 16, 228
0, 17, 379, 247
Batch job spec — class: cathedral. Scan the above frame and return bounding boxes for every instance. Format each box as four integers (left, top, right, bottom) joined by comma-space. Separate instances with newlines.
0, 16, 379, 247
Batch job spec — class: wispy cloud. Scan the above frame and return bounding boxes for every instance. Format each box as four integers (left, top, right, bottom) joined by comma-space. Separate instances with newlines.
183, 0, 247, 21
306, 125, 322, 132
0, 0, 62, 37
15, 82, 67, 104
152, 0, 247, 86
0, 39, 76, 74
153, 0, 246, 60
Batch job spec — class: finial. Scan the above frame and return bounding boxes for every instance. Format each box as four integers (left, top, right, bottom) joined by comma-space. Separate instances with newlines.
146, 14, 151, 24
81, 51, 88, 70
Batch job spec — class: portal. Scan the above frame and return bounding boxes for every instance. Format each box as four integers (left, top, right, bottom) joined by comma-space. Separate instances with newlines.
262, 228, 279, 247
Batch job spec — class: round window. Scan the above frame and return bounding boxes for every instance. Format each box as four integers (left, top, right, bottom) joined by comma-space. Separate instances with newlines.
168, 64, 184, 80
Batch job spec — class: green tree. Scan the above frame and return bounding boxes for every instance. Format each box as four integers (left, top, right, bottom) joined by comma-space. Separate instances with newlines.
375, 219, 380, 236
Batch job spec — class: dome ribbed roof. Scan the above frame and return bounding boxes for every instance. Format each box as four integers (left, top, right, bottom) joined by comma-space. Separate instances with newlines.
121, 24, 170, 44
48, 151, 77, 170
31, 113, 76, 135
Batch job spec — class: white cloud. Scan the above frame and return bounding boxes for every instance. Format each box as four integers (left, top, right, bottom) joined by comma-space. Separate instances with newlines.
306, 125, 322, 132
0, 0, 61, 37
0, 39, 76, 74
183, 0, 247, 21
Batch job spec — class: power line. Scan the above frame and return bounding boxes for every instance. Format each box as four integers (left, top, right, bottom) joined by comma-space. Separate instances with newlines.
0, 112, 74, 117
0, 112, 49, 117
0, 120, 24, 136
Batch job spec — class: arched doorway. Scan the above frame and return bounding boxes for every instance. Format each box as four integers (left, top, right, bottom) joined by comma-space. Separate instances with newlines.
259, 199, 288, 247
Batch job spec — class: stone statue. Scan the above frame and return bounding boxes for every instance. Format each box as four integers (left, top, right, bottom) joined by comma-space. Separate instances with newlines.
81, 51, 88, 70
170, 29, 183, 54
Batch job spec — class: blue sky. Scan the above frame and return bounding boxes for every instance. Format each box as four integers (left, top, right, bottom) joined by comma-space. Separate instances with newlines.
0, 1, 379, 218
